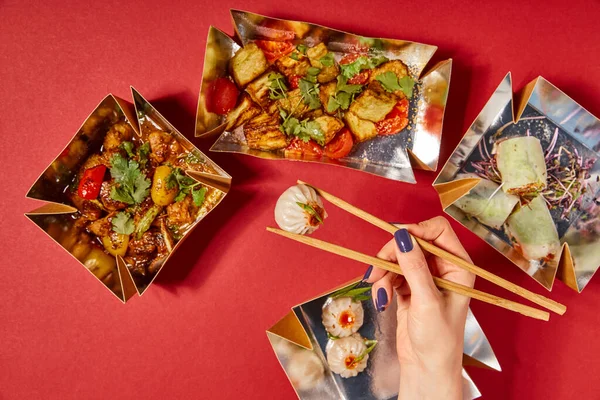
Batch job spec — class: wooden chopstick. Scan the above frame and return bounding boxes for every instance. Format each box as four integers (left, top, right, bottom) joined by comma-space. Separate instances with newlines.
297, 180, 567, 316
267, 227, 550, 321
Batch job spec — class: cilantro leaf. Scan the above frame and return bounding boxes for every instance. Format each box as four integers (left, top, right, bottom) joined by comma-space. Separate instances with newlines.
398, 76, 416, 98
268, 72, 288, 100
120, 141, 135, 158
279, 111, 326, 146
137, 142, 150, 168
111, 212, 134, 235
296, 44, 307, 54
191, 187, 207, 206
290, 52, 299, 61
375, 71, 402, 92
109, 154, 151, 205
327, 75, 363, 112
319, 52, 335, 67
298, 78, 321, 110
339, 55, 388, 79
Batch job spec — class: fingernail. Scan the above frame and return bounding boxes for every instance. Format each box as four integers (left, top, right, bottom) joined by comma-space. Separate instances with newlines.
362, 265, 373, 281
376, 288, 388, 312
394, 228, 413, 253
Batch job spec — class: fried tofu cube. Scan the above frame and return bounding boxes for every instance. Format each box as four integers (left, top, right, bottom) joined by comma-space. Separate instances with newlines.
369, 60, 411, 99
306, 43, 339, 83
349, 89, 396, 122
344, 111, 378, 142
224, 94, 261, 131
274, 53, 311, 79
276, 89, 310, 119
245, 71, 273, 108
318, 81, 337, 114
314, 115, 344, 144
230, 43, 269, 87
243, 112, 289, 151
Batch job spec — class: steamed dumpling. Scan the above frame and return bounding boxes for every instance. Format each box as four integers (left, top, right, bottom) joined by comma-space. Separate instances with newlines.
287, 350, 325, 391
322, 297, 364, 338
274, 184, 327, 235
326, 334, 369, 378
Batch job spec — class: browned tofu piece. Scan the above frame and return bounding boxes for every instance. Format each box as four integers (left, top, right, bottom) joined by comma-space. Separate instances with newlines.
243, 112, 289, 151
245, 71, 273, 108
318, 81, 337, 114
349, 89, 396, 123
276, 88, 311, 119
344, 111, 378, 143
229, 43, 269, 87
274, 53, 311, 79
314, 115, 344, 144
224, 94, 261, 131
306, 43, 338, 83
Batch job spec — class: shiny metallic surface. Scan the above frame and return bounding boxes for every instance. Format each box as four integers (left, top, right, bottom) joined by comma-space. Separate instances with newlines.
195, 11, 452, 183
434, 73, 600, 291
268, 281, 499, 399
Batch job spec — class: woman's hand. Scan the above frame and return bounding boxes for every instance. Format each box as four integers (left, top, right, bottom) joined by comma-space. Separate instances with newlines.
363, 217, 475, 400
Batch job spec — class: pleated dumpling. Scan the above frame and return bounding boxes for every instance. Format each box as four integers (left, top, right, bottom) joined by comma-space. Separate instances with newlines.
322, 297, 364, 338
326, 334, 369, 378
274, 184, 327, 235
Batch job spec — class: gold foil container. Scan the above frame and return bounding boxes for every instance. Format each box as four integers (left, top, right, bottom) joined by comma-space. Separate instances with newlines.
195, 10, 452, 183
267, 279, 500, 399
26, 88, 231, 302
434, 73, 600, 292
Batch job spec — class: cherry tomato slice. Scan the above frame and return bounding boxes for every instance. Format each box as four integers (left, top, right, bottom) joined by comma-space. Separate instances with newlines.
208, 77, 239, 115
288, 74, 301, 90
255, 40, 295, 63
325, 128, 354, 159
285, 138, 323, 158
376, 99, 409, 136
78, 165, 107, 200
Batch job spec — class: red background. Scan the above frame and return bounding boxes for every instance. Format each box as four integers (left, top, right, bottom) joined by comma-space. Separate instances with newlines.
2, 1, 600, 399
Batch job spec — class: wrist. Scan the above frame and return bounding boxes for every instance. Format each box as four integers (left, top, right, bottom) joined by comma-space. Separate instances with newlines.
399, 363, 463, 400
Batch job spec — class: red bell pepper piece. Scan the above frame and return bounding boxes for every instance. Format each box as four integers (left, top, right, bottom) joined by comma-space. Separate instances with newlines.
77, 165, 106, 199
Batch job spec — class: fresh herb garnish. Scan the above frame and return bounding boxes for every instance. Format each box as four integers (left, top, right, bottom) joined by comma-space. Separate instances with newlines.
330, 281, 371, 302
279, 109, 326, 145
296, 201, 324, 223
319, 52, 335, 67
290, 52, 300, 61
327, 332, 340, 340
326, 75, 363, 113
120, 141, 135, 158
184, 152, 203, 165
109, 154, 151, 205
358, 36, 384, 50
298, 77, 321, 110
339, 55, 388, 79
376, 72, 415, 98
296, 44, 308, 54
353, 339, 378, 364
268, 72, 288, 100
168, 167, 207, 206
111, 212, 134, 235
137, 142, 150, 168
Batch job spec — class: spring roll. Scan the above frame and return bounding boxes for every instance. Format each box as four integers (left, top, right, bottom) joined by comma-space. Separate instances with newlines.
452, 176, 520, 229
495, 136, 547, 196
505, 196, 560, 262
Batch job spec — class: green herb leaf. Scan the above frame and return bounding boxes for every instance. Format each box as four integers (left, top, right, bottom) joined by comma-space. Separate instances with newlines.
109, 154, 151, 205
290, 52, 300, 61
375, 71, 402, 92
185, 152, 202, 165
111, 212, 134, 235
268, 72, 288, 100
296, 202, 324, 223
280, 113, 326, 146
296, 44, 308, 54
319, 52, 335, 67
174, 190, 187, 202
120, 141, 135, 158
307, 67, 321, 76
137, 142, 150, 168
339, 55, 388, 79
398, 76, 415, 98
327, 332, 340, 340
327, 75, 363, 112
327, 96, 340, 113
332, 287, 371, 300
298, 79, 321, 110
354, 339, 378, 364
191, 187, 207, 206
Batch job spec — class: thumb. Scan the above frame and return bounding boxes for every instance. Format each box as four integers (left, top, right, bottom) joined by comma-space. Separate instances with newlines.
393, 228, 440, 305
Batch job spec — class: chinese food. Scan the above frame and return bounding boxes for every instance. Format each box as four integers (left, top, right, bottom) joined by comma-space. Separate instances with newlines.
208, 39, 415, 159
61, 106, 220, 291
326, 333, 375, 378
274, 184, 326, 234
322, 297, 365, 338
495, 136, 547, 196
287, 350, 325, 391
505, 196, 561, 262
452, 174, 519, 229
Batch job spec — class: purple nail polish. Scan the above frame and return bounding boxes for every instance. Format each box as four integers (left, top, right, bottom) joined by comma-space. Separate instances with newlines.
394, 228, 413, 253
362, 265, 373, 281
376, 288, 388, 312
